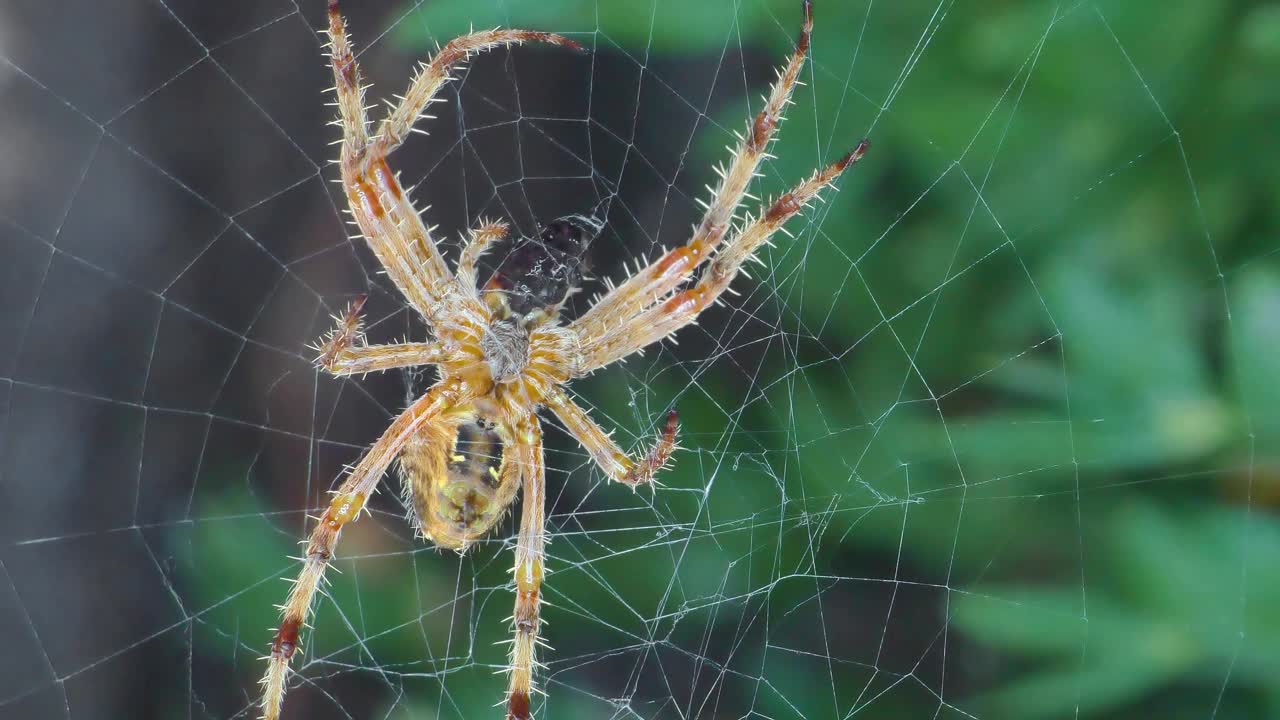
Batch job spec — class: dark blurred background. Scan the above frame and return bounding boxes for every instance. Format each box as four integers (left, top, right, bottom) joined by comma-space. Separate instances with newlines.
2, 0, 1278, 718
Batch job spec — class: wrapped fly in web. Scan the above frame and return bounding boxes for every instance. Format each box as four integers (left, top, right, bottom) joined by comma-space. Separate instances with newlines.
259, 1, 868, 718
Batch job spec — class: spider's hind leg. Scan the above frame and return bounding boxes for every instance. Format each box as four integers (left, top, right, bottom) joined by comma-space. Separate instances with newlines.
507, 418, 548, 720
260, 381, 468, 720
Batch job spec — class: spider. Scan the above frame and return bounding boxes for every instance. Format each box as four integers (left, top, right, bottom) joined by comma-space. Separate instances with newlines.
260, 1, 867, 718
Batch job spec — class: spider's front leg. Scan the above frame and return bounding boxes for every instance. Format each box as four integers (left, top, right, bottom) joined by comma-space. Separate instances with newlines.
579, 141, 868, 371
571, 0, 816, 341
326, 1, 439, 317
260, 379, 471, 720
326, 1, 579, 324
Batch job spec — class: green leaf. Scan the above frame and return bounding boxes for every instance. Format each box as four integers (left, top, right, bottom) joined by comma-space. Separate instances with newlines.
954, 504, 1280, 716
392, 0, 775, 54
1230, 267, 1280, 454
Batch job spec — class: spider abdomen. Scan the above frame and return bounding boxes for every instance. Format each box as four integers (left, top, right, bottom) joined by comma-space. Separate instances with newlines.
399, 418, 519, 550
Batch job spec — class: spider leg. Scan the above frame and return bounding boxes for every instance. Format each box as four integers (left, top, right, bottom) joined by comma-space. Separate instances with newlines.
312, 294, 447, 376
260, 379, 471, 720
325, 0, 369, 154
366, 30, 581, 171
571, 0, 815, 341
507, 417, 546, 720
327, 1, 445, 321
320, 342, 445, 377
455, 218, 510, 294
548, 390, 679, 487
579, 141, 867, 372
327, 3, 576, 325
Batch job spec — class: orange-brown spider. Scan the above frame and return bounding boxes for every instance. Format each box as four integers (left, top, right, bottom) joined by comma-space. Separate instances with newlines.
260, 1, 867, 717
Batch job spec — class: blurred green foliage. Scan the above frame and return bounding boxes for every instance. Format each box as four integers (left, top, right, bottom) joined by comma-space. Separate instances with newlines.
190, 1, 1279, 717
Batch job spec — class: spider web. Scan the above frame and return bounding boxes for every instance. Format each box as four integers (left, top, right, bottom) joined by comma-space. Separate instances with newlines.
2, 0, 1275, 718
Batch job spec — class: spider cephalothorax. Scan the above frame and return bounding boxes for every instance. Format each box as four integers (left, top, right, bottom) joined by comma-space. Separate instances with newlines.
260, 1, 866, 718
